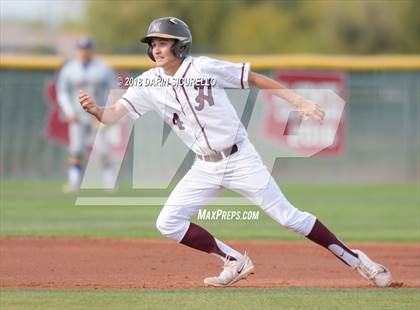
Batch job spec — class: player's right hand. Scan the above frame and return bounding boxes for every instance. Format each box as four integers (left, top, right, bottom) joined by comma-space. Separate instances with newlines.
79, 90, 98, 115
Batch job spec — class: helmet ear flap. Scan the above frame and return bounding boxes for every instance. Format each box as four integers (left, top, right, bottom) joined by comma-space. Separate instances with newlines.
147, 39, 189, 62
170, 41, 179, 58
171, 41, 189, 59
147, 45, 155, 61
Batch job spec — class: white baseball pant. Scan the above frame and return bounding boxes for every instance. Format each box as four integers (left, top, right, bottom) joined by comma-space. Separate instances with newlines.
156, 138, 316, 241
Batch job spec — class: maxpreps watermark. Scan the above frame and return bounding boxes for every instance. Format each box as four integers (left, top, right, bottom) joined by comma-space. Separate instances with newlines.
197, 209, 260, 221
119, 76, 217, 88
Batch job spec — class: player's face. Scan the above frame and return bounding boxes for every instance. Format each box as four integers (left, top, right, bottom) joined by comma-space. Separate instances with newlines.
151, 38, 179, 69
77, 48, 93, 64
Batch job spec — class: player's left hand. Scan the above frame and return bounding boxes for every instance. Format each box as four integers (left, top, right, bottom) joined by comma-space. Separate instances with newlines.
297, 99, 325, 123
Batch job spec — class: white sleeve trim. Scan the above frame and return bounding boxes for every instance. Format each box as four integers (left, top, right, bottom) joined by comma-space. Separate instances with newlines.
241, 62, 250, 89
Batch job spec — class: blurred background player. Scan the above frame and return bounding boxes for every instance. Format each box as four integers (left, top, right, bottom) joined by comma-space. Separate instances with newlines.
57, 37, 117, 192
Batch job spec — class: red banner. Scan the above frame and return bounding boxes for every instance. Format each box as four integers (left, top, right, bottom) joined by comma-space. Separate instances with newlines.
44, 78, 69, 145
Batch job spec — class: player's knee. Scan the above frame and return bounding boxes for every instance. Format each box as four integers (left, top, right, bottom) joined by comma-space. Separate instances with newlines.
281, 210, 316, 235
280, 215, 299, 231
155, 215, 166, 235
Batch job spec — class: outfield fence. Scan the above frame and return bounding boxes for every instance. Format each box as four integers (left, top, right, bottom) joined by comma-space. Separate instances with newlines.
0, 55, 418, 183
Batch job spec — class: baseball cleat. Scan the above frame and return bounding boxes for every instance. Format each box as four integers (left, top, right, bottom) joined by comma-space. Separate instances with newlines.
204, 252, 254, 287
353, 249, 392, 287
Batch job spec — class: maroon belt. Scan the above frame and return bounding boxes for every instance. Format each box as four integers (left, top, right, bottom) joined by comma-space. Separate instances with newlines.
197, 144, 238, 162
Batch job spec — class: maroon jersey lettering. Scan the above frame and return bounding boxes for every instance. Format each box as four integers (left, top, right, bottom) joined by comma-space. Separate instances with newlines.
172, 113, 185, 130
194, 83, 214, 111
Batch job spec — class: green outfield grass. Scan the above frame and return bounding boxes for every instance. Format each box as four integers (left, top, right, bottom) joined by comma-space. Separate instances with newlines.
1, 181, 419, 309
1, 288, 419, 310
0, 181, 418, 241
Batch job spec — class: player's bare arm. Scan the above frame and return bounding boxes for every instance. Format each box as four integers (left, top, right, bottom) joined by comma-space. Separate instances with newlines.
248, 71, 325, 122
79, 90, 128, 125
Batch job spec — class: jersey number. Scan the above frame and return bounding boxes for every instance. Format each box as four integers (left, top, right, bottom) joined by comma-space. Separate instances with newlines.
194, 84, 214, 111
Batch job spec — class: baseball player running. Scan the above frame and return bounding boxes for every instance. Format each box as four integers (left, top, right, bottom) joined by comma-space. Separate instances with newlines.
57, 37, 116, 192
79, 17, 392, 287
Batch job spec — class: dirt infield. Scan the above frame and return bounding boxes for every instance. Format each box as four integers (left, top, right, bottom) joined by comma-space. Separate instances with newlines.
0, 237, 418, 289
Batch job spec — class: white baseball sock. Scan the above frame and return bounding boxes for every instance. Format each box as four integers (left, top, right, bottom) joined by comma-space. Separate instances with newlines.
214, 239, 243, 261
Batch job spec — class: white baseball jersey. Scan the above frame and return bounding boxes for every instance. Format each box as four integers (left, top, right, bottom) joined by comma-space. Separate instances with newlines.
57, 58, 116, 123
118, 56, 250, 156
